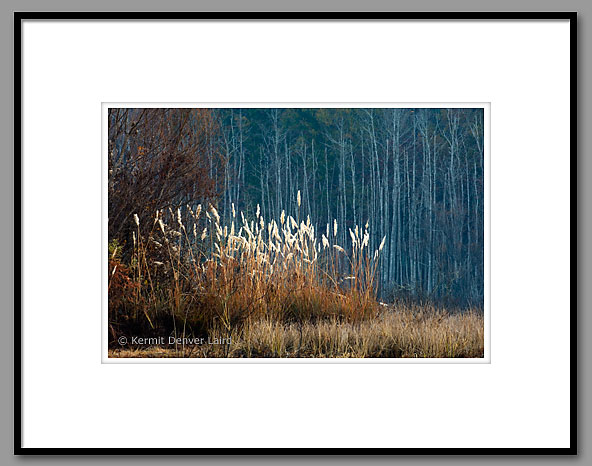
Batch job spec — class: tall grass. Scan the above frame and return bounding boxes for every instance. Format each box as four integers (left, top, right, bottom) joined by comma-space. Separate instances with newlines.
108, 196, 483, 358
109, 196, 386, 348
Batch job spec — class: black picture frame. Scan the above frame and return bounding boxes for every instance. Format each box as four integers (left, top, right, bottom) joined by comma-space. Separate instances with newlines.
14, 11, 577, 456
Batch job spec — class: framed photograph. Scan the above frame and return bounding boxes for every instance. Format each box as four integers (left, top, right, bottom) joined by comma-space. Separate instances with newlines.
103, 102, 489, 363
16, 12, 576, 454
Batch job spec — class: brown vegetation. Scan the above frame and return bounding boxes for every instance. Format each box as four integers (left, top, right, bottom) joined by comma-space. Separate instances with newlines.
109, 305, 483, 358
108, 202, 483, 358
108, 108, 222, 258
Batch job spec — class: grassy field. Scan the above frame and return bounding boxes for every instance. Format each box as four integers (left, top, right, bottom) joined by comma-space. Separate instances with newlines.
109, 304, 484, 358
108, 202, 483, 359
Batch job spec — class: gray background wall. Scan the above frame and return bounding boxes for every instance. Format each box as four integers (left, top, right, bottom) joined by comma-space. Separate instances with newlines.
2, 1, 585, 464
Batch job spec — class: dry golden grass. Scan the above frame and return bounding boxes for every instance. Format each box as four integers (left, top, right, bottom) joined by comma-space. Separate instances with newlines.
109, 201, 483, 359
109, 305, 484, 358
110, 202, 387, 339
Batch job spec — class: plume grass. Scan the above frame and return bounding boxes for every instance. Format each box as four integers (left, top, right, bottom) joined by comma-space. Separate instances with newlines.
108, 202, 483, 358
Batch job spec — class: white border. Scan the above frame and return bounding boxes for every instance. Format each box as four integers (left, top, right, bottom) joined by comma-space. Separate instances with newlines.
22, 19, 570, 449
101, 102, 491, 364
